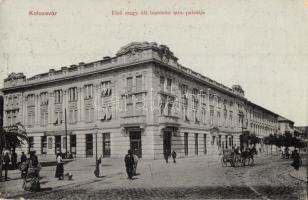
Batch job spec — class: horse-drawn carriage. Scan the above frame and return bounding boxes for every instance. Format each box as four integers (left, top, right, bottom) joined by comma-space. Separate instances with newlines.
221, 149, 242, 167
221, 148, 257, 167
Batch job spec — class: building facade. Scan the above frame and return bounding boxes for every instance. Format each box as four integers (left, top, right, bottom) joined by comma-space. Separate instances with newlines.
1, 42, 279, 159
278, 116, 294, 135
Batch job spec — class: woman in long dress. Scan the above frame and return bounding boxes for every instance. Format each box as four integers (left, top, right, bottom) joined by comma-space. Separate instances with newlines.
55, 153, 64, 180
23, 151, 41, 192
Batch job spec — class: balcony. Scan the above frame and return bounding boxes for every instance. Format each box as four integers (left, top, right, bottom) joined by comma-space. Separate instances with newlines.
158, 115, 180, 126
120, 115, 146, 126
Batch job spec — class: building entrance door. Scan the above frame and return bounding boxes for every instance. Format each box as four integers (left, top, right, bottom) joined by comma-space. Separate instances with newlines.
55, 135, 61, 154
130, 131, 142, 158
163, 131, 172, 156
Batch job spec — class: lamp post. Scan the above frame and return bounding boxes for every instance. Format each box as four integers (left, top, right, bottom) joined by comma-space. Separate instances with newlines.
93, 124, 98, 162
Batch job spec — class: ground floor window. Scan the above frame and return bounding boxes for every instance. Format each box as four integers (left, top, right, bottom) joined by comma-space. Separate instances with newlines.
184, 133, 188, 156
103, 133, 111, 157
41, 136, 47, 154
70, 135, 76, 155
55, 135, 61, 154
130, 131, 142, 158
86, 134, 93, 157
163, 131, 171, 157
195, 133, 198, 155
28, 137, 34, 153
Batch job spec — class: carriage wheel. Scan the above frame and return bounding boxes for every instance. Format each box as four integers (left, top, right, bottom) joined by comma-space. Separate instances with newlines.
235, 157, 242, 167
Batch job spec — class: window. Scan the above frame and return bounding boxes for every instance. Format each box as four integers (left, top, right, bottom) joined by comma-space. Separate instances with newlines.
204, 134, 207, 155
70, 135, 76, 154
224, 111, 227, 127
103, 133, 111, 157
85, 84, 93, 99
27, 110, 35, 126
85, 134, 93, 157
210, 107, 214, 125
54, 111, 63, 125
136, 75, 142, 91
160, 76, 165, 90
126, 95, 133, 115
54, 90, 63, 104
184, 133, 188, 156
69, 109, 78, 123
181, 84, 188, 95
69, 87, 78, 101
195, 133, 198, 155
102, 81, 112, 96
85, 107, 94, 122
13, 96, 18, 105
28, 137, 34, 153
27, 94, 35, 106
40, 92, 48, 105
230, 111, 233, 127
202, 108, 206, 124
166, 78, 172, 93
41, 136, 47, 154
217, 112, 221, 126
217, 98, 221, 108
193, 100, 198, 123
40, 111, 48, 126
201, 93, 206, 105
127, 77, 133, 92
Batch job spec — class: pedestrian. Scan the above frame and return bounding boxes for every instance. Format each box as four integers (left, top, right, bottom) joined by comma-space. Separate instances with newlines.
20, 152, 28, 178
171, 150, 177, 163
21, 152, 27, 163
291, 150, 301, 170
164, 149, 169, 164
55, 153, 64, 180
11, 150, 17, 169
3, 152, 10, 181
124, 149, 134, 179
23, 151, 41, 192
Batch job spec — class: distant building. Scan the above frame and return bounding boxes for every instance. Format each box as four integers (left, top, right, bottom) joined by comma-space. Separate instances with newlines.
1, 42, 280, 159
278, 116, 294, 135
294, 126, 308, 140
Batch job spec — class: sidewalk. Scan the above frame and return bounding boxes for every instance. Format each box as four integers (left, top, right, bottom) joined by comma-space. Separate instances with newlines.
0, 155, 221, 198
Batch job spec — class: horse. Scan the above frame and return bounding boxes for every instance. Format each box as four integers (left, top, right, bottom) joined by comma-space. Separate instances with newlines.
241, 148, 258, 166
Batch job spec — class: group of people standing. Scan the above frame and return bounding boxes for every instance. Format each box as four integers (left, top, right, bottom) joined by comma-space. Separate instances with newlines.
2, 150, 27, 181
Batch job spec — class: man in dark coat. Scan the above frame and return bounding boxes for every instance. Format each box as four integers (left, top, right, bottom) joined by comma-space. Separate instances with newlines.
291, 150, 301, 170
124, 149, 135, 179
21, 152, 27, 163
11, 151, 17, 169
171, 150, 177, 163
3, 152, 11, 181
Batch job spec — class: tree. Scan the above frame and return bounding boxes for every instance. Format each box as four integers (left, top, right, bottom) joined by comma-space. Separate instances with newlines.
0, 122, 28, 182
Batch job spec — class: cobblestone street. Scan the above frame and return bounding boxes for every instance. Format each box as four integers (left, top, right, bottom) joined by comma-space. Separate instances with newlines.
1, 155, 306, 200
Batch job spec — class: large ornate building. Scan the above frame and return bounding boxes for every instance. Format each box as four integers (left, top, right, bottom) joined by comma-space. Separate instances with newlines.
1, 42, 279, 159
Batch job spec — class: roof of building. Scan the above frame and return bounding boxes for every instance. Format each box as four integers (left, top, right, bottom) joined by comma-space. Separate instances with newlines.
278, 116, 294, 123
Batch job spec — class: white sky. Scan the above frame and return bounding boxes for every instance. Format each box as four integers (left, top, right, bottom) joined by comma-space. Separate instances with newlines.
0, 0, 307, 126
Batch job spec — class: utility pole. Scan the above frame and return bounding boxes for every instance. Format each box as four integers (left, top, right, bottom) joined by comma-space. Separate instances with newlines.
65, 108, 68, 157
